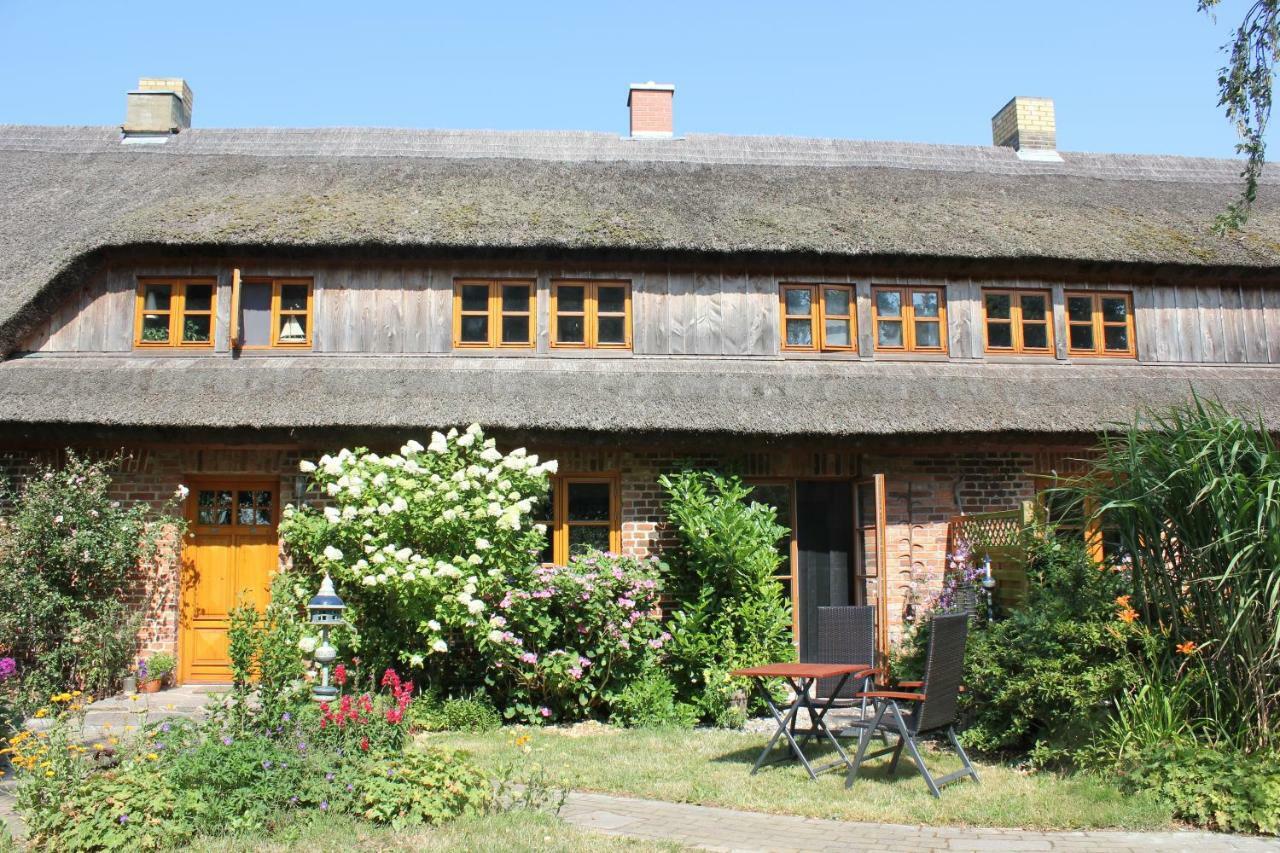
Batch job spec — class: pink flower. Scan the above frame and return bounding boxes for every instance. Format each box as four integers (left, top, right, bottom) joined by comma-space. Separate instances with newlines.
568, 667, 583, 680
520, 652, 539, 665
539, 706, 552, 718
578, 656, 591, 668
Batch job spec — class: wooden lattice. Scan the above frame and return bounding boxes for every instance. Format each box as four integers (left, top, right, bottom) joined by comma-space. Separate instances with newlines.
945, 501, 1043, 610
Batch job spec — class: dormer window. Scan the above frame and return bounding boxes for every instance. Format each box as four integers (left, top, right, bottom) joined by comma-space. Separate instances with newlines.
234, 277, 313, 349
134, 279, 216, 348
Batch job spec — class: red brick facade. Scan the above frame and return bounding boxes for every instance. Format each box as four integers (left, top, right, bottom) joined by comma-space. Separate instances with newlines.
0, 434, 1089, 667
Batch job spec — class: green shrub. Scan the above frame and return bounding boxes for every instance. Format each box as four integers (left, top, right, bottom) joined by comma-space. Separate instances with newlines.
410, 693, 503, 732
1073, 398, 1280, 753
143, 652, 175, 683
0, 452, 184, 711
659, 470, 793, 722
349, 748, 491, 829
910, 535, 1141, 765
611, 668, 697, 729
1120, 742, 1280, 835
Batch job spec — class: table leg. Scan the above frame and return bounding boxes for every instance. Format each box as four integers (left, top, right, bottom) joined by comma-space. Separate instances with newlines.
750, 677, 818, 779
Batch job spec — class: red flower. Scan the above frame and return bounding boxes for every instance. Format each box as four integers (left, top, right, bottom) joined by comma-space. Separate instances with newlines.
333, 664, 347, 686
360, 736, 370, 752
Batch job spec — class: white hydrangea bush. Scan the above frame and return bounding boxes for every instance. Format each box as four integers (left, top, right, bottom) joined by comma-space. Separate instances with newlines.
279, 424, 557, 673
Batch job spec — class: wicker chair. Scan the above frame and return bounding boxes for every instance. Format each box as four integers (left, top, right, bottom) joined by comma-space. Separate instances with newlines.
807, 606, 878, 708
844, 612, 979, 797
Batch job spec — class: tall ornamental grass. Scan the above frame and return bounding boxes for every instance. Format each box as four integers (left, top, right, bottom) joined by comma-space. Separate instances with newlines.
1076, 398, 1280, 752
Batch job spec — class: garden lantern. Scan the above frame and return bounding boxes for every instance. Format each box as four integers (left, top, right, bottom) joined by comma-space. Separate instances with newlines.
979, 555, 996, 622
307, 574, 346, 702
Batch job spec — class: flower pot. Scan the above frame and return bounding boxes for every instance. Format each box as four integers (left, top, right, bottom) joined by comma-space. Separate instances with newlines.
138, 678, 163, 694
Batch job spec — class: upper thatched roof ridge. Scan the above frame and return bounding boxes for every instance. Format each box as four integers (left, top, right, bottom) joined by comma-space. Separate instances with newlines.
0, 124, 1261, 184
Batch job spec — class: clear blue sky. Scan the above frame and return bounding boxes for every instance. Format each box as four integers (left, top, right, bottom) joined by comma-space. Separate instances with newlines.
0, 0, 1258, 157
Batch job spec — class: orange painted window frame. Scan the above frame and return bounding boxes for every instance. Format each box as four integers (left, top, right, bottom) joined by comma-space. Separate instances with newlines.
235, 277, 314, 350
134, 278, 218, 349
451, 279, 536, 349
981, 288, 1055, 355
1064, 291, 1136, 358
778, 283, 856, 352
532, 473, 622, 564
871, 286, 948, 353
550, 281, 632, 349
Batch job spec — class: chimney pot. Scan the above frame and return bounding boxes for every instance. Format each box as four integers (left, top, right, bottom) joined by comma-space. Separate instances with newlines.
991, 96, 1056, 155
627, 82, 675, 139
124, 77, 194, 135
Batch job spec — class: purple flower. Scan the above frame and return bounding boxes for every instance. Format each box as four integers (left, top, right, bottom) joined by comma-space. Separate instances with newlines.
118, 814, 129, 825
320, 801, 329, 811
346, 783, 354, 791
221, 736, 234, 746
325, 772, 335, 782
262, 759, 272, 770
0, 657, 16, 681
160, 722, 171, 733
281, 712, 292, 722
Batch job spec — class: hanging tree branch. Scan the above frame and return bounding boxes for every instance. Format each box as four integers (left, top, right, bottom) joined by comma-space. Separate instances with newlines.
1200, 1, 1279, 232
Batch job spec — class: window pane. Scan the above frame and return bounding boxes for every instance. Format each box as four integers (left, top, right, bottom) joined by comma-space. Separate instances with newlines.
198, 490, 232, 526
597, 315, 626, 344
141, 313, 170, 343
912, 290, 940, 318
1067, 296, 1093, 322
557, 285, 586, 313
824, 288, 851, 316
1021, 293, 1047, 321
557, 315, 585, 343
500, 315, 528, 345
280, 284, 309, 312
1070, 324, 1094, 350
1023, 323, 1049, 350
240, 283, 273, 347
1104, 325, 1130, 352
460, 315, 488, 343
877, 319, 903, 348
182, 315, 211, 343
915, 320, 941, 348
986, 322, 1013, 349
501, 284, 529, 313
238, 491, 259, 526
784, 288, 813, 316
984, 292, 1011, 319
1101, 297, 1129, 323
143, 284, 172, 311
597, 285, 627, 314
875, 290, 902, 317
785, 318, 813, 347
824, 319, 851, 348
568, 525, 610, 557
461, 284, 489, 312
277, 313, 308, 343
185, 284, 213, 312
567, 482, 611, 521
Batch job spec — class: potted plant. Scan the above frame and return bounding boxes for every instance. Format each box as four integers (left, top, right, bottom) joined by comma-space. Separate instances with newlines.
138, 653, 175, 693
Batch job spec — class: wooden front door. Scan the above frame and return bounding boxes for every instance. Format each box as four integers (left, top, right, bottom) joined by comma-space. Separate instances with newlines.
180, 480, 278, 684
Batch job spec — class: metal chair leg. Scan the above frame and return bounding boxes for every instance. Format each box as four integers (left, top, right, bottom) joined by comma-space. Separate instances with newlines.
947, 726, 980, 784
844, 701, 889, 788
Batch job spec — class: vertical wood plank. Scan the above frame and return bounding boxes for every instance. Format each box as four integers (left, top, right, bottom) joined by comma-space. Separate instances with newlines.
667, 271, 694, 356
1050, 283, 1067, 360
720, 271, 749, 356
1132, 285, 1156, 363
692, 272, 720, 355
1263, 288, 1280, 363
1150, 286, 1177, 363
1218, 285, 1245, 364
856, 279, 873, 357
1175, 286, 1203, 362
1197, 285, 1225, 363
1240, 287, 1270, 363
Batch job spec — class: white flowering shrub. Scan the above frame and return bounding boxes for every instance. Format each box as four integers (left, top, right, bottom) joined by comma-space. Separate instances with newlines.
279, 425, 556, 692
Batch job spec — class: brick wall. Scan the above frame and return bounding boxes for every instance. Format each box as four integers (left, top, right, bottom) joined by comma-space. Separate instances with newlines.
0, 433, 1088, 667
628, 87, 674, 137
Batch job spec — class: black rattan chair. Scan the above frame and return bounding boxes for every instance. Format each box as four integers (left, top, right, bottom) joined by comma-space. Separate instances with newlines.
844, 612, 979, 797
789, 606, 879, 746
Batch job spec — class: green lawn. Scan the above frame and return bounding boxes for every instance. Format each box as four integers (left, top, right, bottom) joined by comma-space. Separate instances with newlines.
427, 726, 1174, 832
184, 810, 682, 852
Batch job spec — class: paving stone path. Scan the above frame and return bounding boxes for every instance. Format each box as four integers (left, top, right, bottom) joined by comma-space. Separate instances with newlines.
559, 791, 1280, 853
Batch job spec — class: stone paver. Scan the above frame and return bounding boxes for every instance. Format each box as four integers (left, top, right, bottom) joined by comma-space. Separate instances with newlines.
559, 791, 1280, 853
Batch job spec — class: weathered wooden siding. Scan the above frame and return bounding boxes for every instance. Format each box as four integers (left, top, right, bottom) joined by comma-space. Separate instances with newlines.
17, 260, 1280, 366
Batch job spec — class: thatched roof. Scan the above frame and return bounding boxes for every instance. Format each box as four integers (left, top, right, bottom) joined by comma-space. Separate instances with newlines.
2, 125, 1280, 354
2, 356, 1278, 435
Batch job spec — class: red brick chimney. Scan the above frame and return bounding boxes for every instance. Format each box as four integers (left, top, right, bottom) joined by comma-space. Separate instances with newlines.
627, 82, 675, 138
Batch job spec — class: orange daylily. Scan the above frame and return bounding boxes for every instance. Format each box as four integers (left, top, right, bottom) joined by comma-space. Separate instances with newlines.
1176, 640, 1198, 655
1117, 607, 1139, 624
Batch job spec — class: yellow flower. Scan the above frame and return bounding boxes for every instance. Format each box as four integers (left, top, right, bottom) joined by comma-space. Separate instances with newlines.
33, 708, 47, 719
146, 752, 158, 761
43, 770, 53, 778
107, 736, 119, 746
92, 743, 105, 751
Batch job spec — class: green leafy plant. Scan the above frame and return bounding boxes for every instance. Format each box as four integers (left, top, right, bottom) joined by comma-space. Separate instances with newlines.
348, 748, 491, 829
658, 470, 793, 722
610, 667, 698, 729
1073, 397, 1280, 753
1120, 741, 1280, 835
410, 692, 503, 732
143, 652, 175, 683
0, 451, 185, 712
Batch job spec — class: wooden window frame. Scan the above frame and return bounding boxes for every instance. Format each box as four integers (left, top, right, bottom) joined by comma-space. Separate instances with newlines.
451, 279, 536, 349
871, 286, 948, 354
981, 288, 1055, 355
234, 277, 314, 350
778, 283, 857, 352
535, 474, 622, 565
1064, 291, 1136, 358
134, 278, 218, 349
550, 280, 632, 349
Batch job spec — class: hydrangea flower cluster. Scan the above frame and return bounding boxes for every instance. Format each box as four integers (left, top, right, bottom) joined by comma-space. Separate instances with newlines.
280, 424, 555, 667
